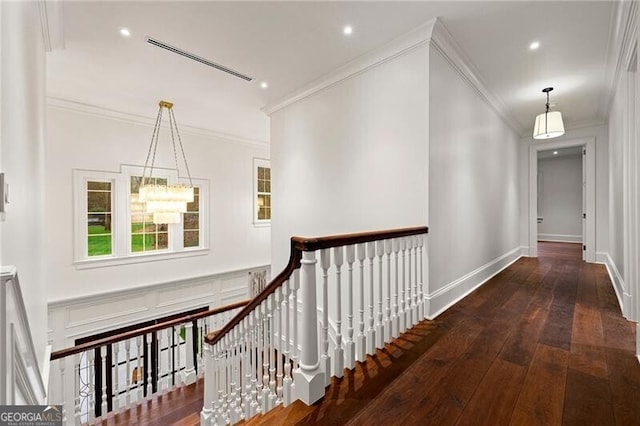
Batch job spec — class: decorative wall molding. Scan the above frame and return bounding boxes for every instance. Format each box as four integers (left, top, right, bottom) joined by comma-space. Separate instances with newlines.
426, 247, 522, 319
47, 97, 269, 148
38, 0, 64, 52
47, 265, 270, 350
428, 19, 525, 136
537, 234, 583, 243
602, 0, 638, 119
262, 19, 436, 115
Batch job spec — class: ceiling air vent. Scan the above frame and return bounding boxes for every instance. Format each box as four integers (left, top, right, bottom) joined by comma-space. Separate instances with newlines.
145, 36, 253, 82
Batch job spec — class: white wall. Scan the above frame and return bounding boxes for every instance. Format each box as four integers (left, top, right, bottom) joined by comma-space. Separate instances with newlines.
428, 48, 520, 307
537, 155, 583, 242
270, 45, 429, 273
519, 124, 609, 257
45, 106, 271, 301
1, 1, 48, 371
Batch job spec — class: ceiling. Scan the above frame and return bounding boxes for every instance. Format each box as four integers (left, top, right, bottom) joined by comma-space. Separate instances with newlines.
47, 1, 617, 143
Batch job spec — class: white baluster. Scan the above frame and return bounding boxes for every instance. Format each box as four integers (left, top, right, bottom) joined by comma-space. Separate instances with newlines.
146, 336, 153, 401
412, 236, 420, 325
345, 245, 356, 369
275, 287, 284, 405
101, 346, 108, 416
254, 306, 263, 413
87, 350, 95, 422
291, 270, 300, 396
268, 294, 278, 409
211, 344, 221, 425
59, 358, 67, 424
405, 237, 414, 329
418, 234, 426, 319
282, 280, 293, 406
319, 248, 331, 385
294, 250, 325, 405
366, 241, 376, 355
356, 244, 367, 362
242, 317, 252, 420
392, 239, 400, 338
228, 330, 238, 424
375, 240, 385, 349
124, 340, 131, 408
384, 239, 393, 343
184, 321, 196, 385
333, 246, 345, 377
113, 342, 120, 411
200, 343, 213, 425
74, 354, 81, 425
236, 327, 244, 422
261, 301, 270, 414
399, 238, 407, 333
135, 336, 143, 404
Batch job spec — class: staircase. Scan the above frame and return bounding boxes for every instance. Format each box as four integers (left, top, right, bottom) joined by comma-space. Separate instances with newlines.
200, 226, 429, 425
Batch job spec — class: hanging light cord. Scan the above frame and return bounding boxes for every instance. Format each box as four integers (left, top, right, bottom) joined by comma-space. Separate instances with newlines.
140, 102, 193, 188
544, 90, 550, 135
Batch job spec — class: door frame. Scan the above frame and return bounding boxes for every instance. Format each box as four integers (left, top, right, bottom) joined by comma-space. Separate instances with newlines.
528, 136, 596, 261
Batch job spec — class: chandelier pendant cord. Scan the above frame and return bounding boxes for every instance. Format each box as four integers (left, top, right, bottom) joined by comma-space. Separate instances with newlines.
141, 106, 164, 186
170, 108, 194, 188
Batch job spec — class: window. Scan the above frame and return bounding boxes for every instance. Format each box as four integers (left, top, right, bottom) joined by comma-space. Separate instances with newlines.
184, 187, 200, 248
87, 181, 113, 257
130, 176, 169, 252
254, 158, 271, 224
73, 166, 208, 268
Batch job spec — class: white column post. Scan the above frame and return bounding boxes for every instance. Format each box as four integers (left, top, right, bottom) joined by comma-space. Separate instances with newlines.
200, 343, 213, 425
294, 250, 325, 405
183, 322, 197, 385
345, 245, 356, 369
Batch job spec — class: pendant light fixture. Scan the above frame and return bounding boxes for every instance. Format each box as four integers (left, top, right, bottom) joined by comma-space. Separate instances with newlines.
533, 87, 565, 139
138, 100, 194, 224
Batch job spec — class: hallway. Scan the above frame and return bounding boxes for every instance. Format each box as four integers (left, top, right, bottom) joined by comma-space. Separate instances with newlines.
90, 242, 640, 425
249, 242, 640, 425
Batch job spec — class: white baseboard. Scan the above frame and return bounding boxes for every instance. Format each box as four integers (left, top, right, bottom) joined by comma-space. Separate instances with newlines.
596, 252, 608, 264
603, 253, 626, 315
537, 234, 582, 243
520, 246, 531, 257
426, 247, 522, 319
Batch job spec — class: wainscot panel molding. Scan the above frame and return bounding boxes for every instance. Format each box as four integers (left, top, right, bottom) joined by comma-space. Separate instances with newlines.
537, 234, 583, 243
47, 97, 269, 148
425, 247, 522, 320
47, 265, 270, 351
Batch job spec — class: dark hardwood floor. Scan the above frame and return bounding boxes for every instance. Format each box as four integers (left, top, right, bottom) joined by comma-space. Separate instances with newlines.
94, 242, 640, 425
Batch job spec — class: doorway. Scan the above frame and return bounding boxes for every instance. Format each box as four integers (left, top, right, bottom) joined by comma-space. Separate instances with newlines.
528, 137, 595, 262
536, 146, 585, 258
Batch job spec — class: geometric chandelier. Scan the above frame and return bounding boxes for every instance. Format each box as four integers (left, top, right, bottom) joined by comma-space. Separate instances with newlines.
138, 100, 194, 224
533, 87, 565, 139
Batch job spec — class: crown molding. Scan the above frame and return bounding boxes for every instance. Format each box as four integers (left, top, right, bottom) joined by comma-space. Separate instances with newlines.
262, 17, 523, 137
602, 0, 638, 119
47, 97, 270, 148
262, 19, 437, 116
428, 19, 525, 136
38, 0, 64, 52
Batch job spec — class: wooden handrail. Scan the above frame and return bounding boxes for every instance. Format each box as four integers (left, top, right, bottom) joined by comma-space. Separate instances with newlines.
205, 226, 428, 346
50, 300, 249, 361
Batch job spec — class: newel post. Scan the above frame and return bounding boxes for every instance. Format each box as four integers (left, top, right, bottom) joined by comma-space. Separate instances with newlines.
294, 250, 326, 405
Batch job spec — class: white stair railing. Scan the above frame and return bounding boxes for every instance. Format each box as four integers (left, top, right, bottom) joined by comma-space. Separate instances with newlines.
48, 301, 248, 425
202, 226, 428, 425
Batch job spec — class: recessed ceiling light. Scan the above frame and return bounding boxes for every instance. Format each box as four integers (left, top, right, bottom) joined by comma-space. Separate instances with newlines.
343, 25, 353, 35
529, 41, 540, 50
260, 82, 268, 89
119, 27, 131, 37
553, 151, 558, 155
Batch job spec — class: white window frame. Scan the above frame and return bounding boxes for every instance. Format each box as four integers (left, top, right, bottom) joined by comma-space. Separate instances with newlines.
253, 158, 271, 226
73, 165, 209, 269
